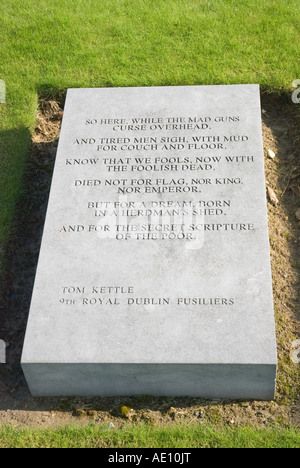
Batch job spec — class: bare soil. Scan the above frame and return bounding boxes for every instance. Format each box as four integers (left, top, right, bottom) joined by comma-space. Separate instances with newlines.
0, 95, 299, 430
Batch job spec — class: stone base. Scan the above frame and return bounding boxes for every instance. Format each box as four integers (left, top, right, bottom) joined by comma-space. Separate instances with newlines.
21, 363, 277, 400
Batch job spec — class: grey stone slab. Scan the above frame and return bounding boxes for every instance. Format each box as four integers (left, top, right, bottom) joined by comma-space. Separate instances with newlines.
21, 85, 277, 399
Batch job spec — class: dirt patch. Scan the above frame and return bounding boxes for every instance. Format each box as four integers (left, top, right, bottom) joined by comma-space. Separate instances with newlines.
0, 95, 299, 430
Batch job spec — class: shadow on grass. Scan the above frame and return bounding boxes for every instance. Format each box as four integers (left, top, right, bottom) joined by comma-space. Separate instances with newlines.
0, 126, 33, 246
0, 125, 33, 375
260, 93, 300, 409
0, 92, 299, 421
0, 123, 60, 404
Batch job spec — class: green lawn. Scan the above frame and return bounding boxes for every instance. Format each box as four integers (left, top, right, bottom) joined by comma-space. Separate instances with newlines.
0, 423, 299, 448
0, 0, 299, 447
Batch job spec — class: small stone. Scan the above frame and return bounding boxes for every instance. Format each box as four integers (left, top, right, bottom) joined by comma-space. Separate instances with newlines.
194, 410, 205, 418
267, 186, 279, 206
106, 422, 115, 430
296, 208, 300, 221
267, 149, 276, 159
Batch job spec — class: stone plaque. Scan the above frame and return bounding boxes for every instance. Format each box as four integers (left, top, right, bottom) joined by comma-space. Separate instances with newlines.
21, 85, 277, 399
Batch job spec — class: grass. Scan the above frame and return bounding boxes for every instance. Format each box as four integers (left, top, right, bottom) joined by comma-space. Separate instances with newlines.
0, 0, 299, 448
1, 0, 300, 91
0, 423, 299, 448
